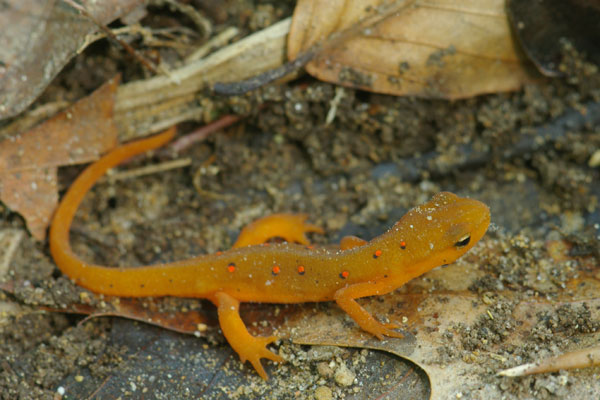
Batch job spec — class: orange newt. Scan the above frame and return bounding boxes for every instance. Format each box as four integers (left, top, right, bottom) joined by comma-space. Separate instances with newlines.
50, 127, 491, 379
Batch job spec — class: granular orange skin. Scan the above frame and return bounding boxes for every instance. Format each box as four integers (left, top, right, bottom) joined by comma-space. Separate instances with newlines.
50, 128, 490, 379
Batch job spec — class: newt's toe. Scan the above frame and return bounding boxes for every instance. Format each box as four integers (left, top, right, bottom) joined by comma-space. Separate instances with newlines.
381, 322, 404, 338
238, 335, 284, 380
368, 321, 404, 340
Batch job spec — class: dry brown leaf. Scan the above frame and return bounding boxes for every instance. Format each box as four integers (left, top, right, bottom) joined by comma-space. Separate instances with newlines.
0, 279, 215, 335
288, 0, 539, 99
54, 297, 214, 336
0, 77, 119, 240
0, 0, 143, 119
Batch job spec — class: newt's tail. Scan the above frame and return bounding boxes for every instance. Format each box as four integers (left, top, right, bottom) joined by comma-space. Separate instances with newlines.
49, 128, 176, 296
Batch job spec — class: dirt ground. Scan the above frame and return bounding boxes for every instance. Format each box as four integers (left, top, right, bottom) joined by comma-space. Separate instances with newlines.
1, 2, 600, 399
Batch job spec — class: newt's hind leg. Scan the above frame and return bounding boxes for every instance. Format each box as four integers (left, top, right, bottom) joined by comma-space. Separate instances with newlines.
233, 213, 323, 248
212, 292, 283, 380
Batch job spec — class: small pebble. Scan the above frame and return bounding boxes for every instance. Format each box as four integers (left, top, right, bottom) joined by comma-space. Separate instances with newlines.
317, 362, 334, 378
334, 363, 355, 386
314, 386, 333, 400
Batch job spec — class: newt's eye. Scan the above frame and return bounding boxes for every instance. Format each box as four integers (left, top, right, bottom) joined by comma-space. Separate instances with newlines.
454, 234, 471, 248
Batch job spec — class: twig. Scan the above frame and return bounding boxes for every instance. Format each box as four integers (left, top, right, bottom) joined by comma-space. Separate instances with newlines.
498, 345, 600, 377
0, 230, 24, 279
326, 86, 346, 125
169, 114, 242, 153
105, 158, 191, 182
82, 24, 198, 52
213, 49, 315, 95
162, 0, 212, 38
186, 26, 239, 62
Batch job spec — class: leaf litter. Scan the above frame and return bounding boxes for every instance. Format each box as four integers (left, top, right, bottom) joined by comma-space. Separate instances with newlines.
0, 77, 119, 240
288, 0, 540, 99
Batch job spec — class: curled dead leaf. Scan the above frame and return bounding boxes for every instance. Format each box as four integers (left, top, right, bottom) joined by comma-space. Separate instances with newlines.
289, 0, 539, 98
0, 77, 119, 240
0, 0, 144, 119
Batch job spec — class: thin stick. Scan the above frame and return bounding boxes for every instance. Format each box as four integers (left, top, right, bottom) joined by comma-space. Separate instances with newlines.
169, 114, 242, 153
105, 158, 191, 182
163, 0, 212, 38
0, 230, 24, 279
186, 26, 239, 62
498, 345, 600, 377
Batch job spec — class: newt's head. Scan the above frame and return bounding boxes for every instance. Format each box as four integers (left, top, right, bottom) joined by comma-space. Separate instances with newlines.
391, 192, 490, 272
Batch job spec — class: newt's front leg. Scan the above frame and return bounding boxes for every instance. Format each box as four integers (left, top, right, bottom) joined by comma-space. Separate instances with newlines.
212, 292, 283, 380
334, 282, 404, 340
